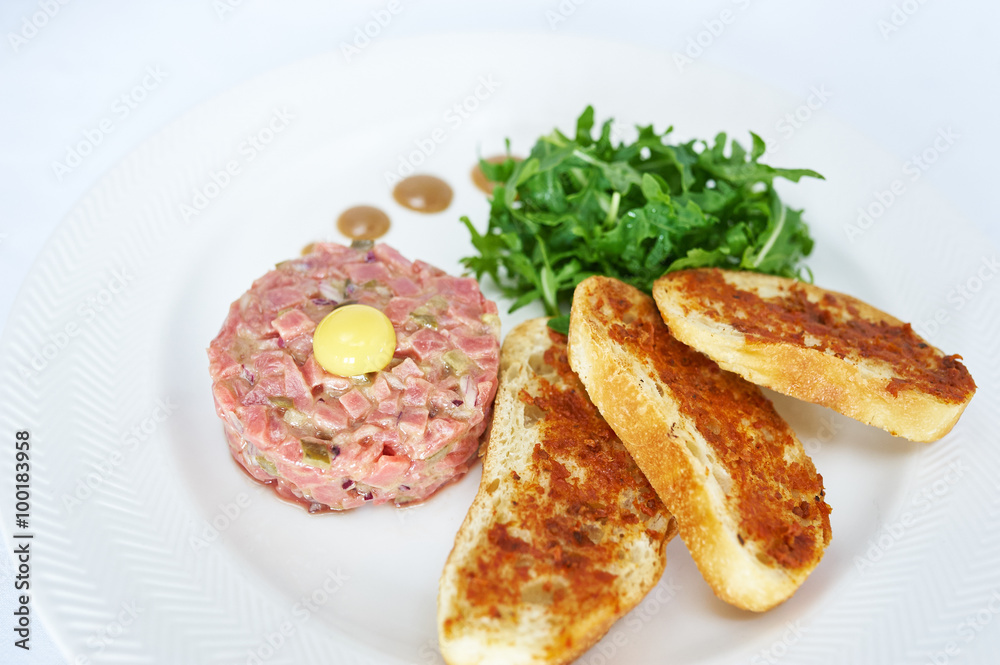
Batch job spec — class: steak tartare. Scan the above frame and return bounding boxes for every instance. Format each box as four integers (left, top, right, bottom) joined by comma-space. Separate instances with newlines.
207, 242, 502, 511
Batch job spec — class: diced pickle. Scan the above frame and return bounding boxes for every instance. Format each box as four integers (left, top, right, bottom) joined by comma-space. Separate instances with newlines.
318, 279, 346, 302
425, 440, 454, 463
443, 349, 473, 375
300, 438, 331, 469
230, 335, 258, 364
411, 296, 447, 327
482, 313, 501, 339
268, 396, 294, 409
411, 313, 438, 329
255, 455, 278, 476
283, 408, 311, 430
426, 295, 449, 311
410, 296, 448, 320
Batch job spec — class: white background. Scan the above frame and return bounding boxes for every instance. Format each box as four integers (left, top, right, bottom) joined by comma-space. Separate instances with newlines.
1, 1, 997, 663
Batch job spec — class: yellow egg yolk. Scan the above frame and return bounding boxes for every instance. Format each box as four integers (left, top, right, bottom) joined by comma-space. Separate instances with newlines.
312, 304, 397, 376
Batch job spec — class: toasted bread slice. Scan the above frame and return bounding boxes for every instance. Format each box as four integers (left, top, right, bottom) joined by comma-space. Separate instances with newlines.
568, 276, 831, 612
438, 318, 677, 665
652, 268, 977, 443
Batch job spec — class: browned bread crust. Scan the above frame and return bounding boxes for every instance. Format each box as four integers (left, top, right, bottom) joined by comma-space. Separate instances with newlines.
568, 276, 831, 612
652, 268, 976, 442
438, 318, 676, 665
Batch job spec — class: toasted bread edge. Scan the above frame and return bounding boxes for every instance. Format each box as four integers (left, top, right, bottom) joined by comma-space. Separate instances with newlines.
652, 272, 973, 443
568, 277, 821, 612
437, 318, 671, 665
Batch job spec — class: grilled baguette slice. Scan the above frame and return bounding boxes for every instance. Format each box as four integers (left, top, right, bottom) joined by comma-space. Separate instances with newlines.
652, 268, 977, 443
438, 318, 677, 665
568, 276, 831, 612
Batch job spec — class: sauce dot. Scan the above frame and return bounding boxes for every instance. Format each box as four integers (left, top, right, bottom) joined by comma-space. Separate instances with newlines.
392, 175, 453, 213
471, 155, 522, 195
313, 304, 397, 376
337, 205, 391, 240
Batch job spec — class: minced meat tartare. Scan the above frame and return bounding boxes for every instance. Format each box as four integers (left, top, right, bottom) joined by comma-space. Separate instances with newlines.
207, 242, 501, 511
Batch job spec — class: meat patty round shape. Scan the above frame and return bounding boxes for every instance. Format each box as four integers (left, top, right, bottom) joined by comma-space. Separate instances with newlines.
208, 242, 502, 511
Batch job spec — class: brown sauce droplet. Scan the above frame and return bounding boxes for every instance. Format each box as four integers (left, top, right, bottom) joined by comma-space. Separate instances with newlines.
471, 155, 522, 195
337, 205, 391, 240
392, 175, 453, 213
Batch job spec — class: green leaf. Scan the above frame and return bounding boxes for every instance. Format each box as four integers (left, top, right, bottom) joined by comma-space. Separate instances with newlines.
575, 105, 595, 145
640, 173, 670, 203
509, 288, 542, 313
546, 315, 570, 335
459, 107, 822, 316
540, 263, 558, 316
750, 132, 767, 160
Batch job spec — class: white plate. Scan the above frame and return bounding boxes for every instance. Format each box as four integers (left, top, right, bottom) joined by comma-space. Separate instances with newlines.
1, 33, 998, 665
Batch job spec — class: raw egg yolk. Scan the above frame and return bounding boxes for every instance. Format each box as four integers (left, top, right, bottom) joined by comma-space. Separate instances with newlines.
312, 304, 396, 376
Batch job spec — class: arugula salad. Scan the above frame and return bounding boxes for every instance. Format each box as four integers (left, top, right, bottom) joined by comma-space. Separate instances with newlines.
460, 107, 822, 332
